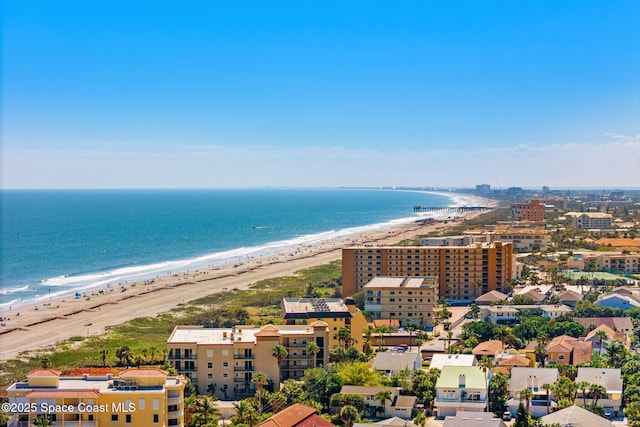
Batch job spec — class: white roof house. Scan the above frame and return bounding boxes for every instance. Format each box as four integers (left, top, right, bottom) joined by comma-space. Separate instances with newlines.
429, 354, 477, 370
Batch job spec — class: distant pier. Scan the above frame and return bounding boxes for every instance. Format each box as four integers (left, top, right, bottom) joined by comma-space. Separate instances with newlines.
413, 206, 490, 213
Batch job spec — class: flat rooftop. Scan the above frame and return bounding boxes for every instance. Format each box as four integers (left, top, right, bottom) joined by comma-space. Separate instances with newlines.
168, 325, 318, 344
364, 276, 436, 289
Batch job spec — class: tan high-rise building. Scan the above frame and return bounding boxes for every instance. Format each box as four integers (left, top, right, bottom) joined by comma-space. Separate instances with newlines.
363, 276, 438, 328
281, 298, 368, 352
167, 322, 329, 400
342, 242, 513, 300
6, 368, 185, 427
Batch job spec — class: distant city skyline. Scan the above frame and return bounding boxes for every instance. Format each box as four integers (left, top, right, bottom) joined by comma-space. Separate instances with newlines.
2, 1, 639, 189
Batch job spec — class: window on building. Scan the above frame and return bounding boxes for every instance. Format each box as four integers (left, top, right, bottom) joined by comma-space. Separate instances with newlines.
126, 414, 132, 424
207, 362, 213, 369
221, 349, 229, 356
153, 414, 159, 424
206, 349, 213, 358
223, 373, 229, 378
138, 398, 145, 410
152, 399, 159, 410
208, 373, 213, 379
111, 415, 119, 422
223, 362, 229, 368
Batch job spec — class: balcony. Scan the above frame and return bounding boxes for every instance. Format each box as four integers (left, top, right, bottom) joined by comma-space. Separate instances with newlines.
234, 366, 253, 372
364, 304, 382, 312
233, 354, 254, 360
168, 354, 197, 360
167, 397, 182, 406
168, 410, 183, 420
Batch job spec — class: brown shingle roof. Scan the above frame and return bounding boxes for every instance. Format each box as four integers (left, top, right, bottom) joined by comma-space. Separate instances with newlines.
472, 340, 503, 357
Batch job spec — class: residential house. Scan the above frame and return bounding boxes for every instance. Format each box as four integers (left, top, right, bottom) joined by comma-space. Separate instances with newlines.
597, 293, 640, 310
257, 403, 336, 427
363, 276, 438, 329
575, 368, 623, 414
474, 290, 508, 306
371, 351, 422, 378
574, 317, 635, 335
443, 411, 507, 427
472, 340, 504, 358
6, 368, 186, 427
393, 396, 418, 419
480, 304, 572, 324
519, 290, 547, 304
557, 290, 584, 308
339, 386, 401, 419
546, 335, 592, 365
355, 417, 418, 427
540, 405, 613, 427
429, 354, 477, 370
281, 297, 368, 352
507, 367, 559, 417
434, 366, 489, 417
585, 324, 630, 353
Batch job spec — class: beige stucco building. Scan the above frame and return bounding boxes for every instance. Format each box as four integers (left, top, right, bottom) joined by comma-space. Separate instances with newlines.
363, 276, 438, 329
6, 368, 185, 427
166, 323, 329, 400
281, 298, 368, 352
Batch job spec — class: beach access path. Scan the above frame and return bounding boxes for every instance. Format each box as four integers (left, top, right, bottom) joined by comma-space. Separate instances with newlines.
0, 206, 493, 361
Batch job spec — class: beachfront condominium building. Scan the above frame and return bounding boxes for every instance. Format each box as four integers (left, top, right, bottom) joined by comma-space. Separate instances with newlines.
510, 200, 545, 222
281, 297, 368, 352
363, 276, 438, 329
464, 225, 551, 253
342, 242, 513, 301
166, 323, 329, 400
6, 368, 185, 427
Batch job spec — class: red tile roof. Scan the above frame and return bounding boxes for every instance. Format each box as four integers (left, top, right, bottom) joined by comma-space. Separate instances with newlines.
257, 404, 335, 427
27, 369, 62, 377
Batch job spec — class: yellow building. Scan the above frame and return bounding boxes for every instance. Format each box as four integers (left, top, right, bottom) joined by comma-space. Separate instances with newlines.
167, 322, 329, 401
280, 298, 368, 352
6, 368, 185, 427
342, 242, 513, 301
363, 276, 438, 329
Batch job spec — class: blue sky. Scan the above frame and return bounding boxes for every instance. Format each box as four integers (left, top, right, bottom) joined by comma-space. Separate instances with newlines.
2, 1, 639, 189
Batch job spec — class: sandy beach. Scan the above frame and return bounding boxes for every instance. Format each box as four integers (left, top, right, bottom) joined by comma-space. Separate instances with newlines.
0, 198, 494, 362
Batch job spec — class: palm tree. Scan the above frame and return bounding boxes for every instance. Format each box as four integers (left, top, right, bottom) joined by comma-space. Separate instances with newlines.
192, 395, 220, 426
445, 330, 455, 354
595, 329, 608, 353
363, 325, 375, 355
268, 391, 288, 413
534, 342, 548, 366
375, 390, 393, 417
589, 383, 607, 408
413, 412, 427, 427
183, 394, 200, 427
115, 346, 133, 366
376, 325, 391, 350
233, 400, 261, 427
336, 327, 352, 349
40, 357, 50, 369
493, 325, 516, 349
206, 382, 217, 396
519, 388, 534, 413
252, 371, 269, 413
577, 381, 590, 408
306, 341, 320, 368
478, 357, 495, 412
605, 339, 625, 368
340, 405, 360, 427
149, 346, 157, 363
542, 383, 552, 414
272, 345, 289, 366
100, 348, 109, 367
32, 415, 53, 427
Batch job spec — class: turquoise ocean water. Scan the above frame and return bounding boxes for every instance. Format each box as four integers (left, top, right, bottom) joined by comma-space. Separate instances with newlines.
0, 188, 458, 308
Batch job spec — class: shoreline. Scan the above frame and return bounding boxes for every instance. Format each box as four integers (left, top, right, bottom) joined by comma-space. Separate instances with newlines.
0, 195, 496, 361
1, 190, 489, 311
